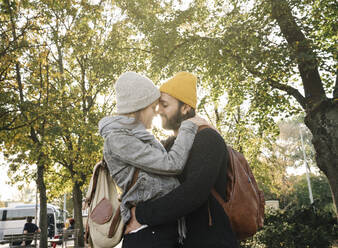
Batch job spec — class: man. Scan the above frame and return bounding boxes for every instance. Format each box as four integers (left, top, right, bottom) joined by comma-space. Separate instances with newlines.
22, 216, 40, 246
126, 72, 238, 247
67, 218, 75, 230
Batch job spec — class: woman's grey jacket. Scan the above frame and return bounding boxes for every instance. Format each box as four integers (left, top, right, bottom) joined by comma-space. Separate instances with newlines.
98, 115, 197, 223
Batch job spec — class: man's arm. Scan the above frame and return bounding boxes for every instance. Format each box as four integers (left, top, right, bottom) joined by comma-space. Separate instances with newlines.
23, 223, 28, 234
135, 128, 226, 226
22, 225, 28, 246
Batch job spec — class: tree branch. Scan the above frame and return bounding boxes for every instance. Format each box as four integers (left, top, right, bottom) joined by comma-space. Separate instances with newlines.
270, 0, 326, 106
202, 105, 213, 125
267, 78, 306, 109
243, 63, 307, 110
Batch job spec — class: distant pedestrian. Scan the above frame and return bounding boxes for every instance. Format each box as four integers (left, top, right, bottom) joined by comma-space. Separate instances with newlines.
67, 218, 75, 230
21, 216, 40, 246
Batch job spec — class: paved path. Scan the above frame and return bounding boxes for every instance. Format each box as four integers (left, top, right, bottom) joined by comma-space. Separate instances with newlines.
0, 241, 123, 247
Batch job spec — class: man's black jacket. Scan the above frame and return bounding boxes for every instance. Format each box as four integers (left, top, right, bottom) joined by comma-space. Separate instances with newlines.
135, 128, 238, 248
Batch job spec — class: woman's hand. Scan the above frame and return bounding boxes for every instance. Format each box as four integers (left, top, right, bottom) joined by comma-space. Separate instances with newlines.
188, 115, 220, 133
124, 207, 142, 234
187, 115, 209, 127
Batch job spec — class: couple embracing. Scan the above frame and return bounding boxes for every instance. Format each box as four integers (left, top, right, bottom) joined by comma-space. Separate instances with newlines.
98, 71, 238, 248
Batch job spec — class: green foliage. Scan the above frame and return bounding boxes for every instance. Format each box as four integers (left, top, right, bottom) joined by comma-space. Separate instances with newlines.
0, 0, 148, 199
241, 204, 338, 248
286, 174, 334, 212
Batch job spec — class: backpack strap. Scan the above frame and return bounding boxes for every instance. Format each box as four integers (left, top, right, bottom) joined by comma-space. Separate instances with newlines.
211, 188, 226, 208
128, 169, 140, 191
108, 168, 139, 238
84, 158, 106, 244
210, 146, 232, 209
125, 168, 140, 198
208, 188, 227, 227
83, 160, 105, 209
197, 125, 226, 227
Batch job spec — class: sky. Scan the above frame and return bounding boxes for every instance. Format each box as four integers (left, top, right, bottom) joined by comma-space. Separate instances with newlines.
0, 154, 21, 202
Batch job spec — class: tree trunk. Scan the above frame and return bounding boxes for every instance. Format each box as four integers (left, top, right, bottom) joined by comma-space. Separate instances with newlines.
37, 158, 48, 248
270, 0, 338, 218
73, 181, 85, 247
305, 100, 338, 216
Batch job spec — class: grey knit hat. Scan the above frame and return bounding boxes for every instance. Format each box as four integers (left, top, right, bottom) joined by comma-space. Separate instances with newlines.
115, 71, 160, 114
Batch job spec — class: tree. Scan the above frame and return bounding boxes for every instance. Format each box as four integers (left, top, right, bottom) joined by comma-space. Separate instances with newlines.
266, 0, 337, 215
1, 1, 55, 246
34, 1, 149, 245
1, 1, 154, 246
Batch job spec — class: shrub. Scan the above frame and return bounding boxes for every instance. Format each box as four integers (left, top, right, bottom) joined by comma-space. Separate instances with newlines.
240, 203, 337, 248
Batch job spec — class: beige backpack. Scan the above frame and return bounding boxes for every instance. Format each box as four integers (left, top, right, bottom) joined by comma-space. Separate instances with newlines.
84, 160, 124, 248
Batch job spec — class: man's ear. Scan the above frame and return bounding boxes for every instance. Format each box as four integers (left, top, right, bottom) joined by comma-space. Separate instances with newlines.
181, 104, 191, 115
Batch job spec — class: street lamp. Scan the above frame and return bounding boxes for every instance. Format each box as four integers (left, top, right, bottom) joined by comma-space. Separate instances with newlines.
299, 126, 314, 204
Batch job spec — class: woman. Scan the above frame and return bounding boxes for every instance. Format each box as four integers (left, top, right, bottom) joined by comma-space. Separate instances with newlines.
98, 71, 206, 248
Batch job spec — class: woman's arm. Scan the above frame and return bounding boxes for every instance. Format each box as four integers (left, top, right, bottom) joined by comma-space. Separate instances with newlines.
105, 120, 197, 175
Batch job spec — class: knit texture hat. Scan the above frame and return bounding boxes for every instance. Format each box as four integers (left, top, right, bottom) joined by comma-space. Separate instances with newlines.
159, 72, 197, 109
115, 71, 160, 114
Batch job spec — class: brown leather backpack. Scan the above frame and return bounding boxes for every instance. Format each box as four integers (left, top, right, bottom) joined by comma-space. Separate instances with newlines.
199, 126, 265, 240
212, 146, 265, 240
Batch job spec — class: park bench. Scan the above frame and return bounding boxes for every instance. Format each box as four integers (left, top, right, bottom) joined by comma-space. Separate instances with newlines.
48, 228, 79, 248
0, 229, 79, 247
1, 232, 40, 247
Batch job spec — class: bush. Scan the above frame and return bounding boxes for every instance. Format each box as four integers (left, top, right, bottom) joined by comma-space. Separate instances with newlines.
240, 203, 337, 248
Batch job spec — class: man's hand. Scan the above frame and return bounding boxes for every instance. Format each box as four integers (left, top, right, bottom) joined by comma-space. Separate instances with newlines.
124, 207, 142, 234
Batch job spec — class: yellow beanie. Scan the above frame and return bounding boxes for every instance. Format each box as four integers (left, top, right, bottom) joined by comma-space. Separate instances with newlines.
159, 72, 197, 109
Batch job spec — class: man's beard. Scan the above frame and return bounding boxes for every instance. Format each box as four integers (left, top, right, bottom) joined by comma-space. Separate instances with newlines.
161, 109, 187, 130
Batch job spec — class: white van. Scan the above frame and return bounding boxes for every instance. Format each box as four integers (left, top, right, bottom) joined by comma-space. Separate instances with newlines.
0, 204, 67, 239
